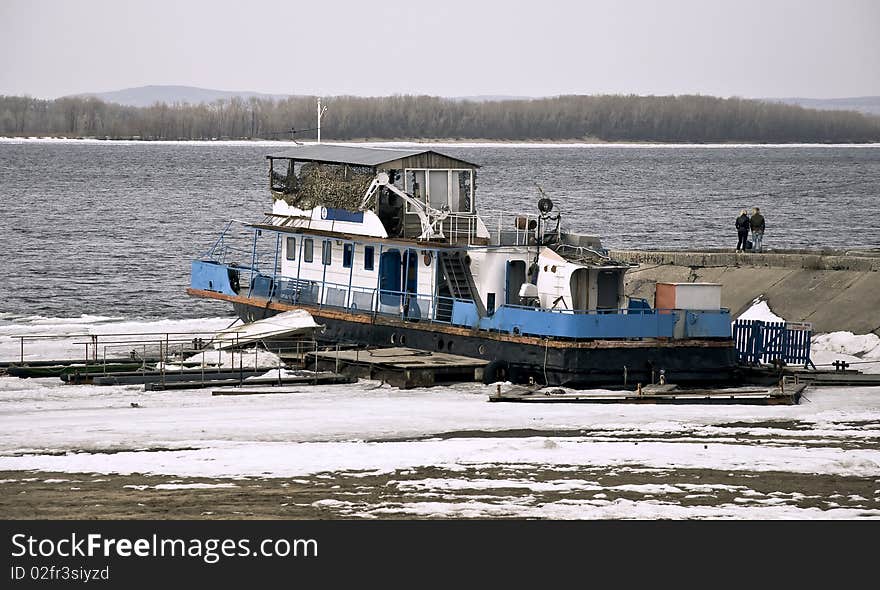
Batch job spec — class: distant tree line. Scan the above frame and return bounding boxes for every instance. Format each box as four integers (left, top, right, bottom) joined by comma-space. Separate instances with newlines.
1, 93, 879, 142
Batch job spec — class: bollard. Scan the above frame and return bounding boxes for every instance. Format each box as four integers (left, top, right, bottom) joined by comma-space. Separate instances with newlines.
637, 383, 642, 396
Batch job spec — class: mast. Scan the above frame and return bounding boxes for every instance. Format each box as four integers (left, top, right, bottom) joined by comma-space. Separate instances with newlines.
317, 98, 327, 144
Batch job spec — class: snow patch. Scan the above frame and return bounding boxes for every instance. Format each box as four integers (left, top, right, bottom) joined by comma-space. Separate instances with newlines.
737, 298, 785, 323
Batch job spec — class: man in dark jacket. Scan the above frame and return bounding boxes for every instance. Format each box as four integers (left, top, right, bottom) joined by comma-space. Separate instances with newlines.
750, 207, 765, 253
735, 209, 750, 251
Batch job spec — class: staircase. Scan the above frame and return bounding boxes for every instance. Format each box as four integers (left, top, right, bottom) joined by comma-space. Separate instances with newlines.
438, 252, 486, 316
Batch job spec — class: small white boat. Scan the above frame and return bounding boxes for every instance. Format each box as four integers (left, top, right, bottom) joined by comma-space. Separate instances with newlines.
211, 309, 321, 349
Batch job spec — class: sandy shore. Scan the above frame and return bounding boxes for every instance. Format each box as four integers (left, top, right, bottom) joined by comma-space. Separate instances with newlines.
3, 460, 878, 519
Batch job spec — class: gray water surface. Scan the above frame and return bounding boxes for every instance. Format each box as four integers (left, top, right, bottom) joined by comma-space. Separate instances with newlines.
1, 142, 878, 319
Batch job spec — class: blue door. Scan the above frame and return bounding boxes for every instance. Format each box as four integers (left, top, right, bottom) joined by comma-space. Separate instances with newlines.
379, 250, 401, 309
403, 250, 420, 319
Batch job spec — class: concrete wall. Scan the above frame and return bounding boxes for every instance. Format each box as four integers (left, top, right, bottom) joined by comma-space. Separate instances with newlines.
610, 250, 880, 336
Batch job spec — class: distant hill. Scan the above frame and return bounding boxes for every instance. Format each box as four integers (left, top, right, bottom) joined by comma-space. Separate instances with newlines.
762, 96, 880, 116
68, 85, 295, 107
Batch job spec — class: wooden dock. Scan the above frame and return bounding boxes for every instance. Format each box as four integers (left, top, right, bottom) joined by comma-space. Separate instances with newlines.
307, 347, 489, 389
146, 372, 356, 391
738, 366, 880, 387
87, 368, 271, 386
489, 382, 807, 405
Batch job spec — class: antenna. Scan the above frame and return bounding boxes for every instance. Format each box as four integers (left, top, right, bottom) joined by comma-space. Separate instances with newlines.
317, 98, 328, 144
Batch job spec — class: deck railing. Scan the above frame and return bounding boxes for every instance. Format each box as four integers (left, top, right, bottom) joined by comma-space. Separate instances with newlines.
198, 263, 732, 340
250, 271, 465, 326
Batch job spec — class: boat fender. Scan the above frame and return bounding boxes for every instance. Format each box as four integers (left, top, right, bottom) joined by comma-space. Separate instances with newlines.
482, 360, 510, 385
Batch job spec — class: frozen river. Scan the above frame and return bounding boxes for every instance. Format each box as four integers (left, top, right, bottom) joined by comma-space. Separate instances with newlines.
1, 314, 879, 519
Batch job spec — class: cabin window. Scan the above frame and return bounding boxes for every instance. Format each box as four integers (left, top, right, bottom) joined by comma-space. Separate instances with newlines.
428, 171, 448, 209
303, 239, 314, 263
364, 246, 375, 271
343, 243, 353, 268
452, 170, 473, 212
406, 170, 427, 202
322, 240, 332, 265
285, 237, 296, 261
404, 168, 474, 213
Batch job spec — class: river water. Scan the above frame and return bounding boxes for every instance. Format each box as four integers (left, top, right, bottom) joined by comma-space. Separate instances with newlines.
1, 140, 878, 320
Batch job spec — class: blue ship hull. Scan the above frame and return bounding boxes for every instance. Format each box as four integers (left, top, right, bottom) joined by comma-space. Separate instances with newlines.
231, 299, 737, 388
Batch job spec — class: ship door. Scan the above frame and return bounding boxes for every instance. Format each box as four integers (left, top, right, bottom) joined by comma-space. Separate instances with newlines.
403, 250, 418, 293
379, 249, 402, 312
402, 249, 420, 319
570, 268, 589, 310
597, 270, 620, 311
506, 260, 526, 305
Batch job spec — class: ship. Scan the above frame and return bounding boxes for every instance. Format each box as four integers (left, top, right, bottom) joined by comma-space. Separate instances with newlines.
187, 144, 736, 387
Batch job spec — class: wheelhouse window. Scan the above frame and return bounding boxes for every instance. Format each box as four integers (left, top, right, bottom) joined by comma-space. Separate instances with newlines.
285, 237, 296, 261
343, 243, 353, 268
404, 169, 474, 213
303, 238, 314, 263
364, 246, 375, 271
322, 240, 332, 266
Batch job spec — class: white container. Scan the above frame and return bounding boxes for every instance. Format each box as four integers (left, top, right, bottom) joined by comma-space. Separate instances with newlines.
655, 282, 722, 311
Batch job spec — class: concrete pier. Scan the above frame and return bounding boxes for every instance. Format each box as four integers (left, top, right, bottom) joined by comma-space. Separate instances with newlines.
609, 248, 880, 336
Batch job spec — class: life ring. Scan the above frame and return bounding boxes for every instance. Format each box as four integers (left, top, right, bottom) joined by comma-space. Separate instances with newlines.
482, 360, 510, 385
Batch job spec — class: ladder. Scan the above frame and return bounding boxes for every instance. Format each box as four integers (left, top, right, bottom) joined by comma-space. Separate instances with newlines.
438, 252, 486, 315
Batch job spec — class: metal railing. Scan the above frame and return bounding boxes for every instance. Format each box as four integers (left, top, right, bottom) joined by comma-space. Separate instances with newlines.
254, 271, 467, 325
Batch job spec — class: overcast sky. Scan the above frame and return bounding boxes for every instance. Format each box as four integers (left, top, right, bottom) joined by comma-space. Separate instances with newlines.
1, 0, 878, 99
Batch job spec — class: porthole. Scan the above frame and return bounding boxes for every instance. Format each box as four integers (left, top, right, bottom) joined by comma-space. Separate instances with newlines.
436, 338, 445, 350
478, 344, 486, 355
446, 340, 454, 351
551, 265, 557, 273
390, 333, 397, 345
512, 326, 521, 335
400, 334, 407, 346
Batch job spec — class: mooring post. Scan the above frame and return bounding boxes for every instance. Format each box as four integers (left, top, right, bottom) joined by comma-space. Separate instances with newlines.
637, 383, 642, 396
160, 339, 165, 388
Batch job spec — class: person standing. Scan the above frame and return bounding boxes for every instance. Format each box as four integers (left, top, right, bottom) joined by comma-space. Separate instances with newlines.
735, 209, 750, 251
750, 207, 765, 253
